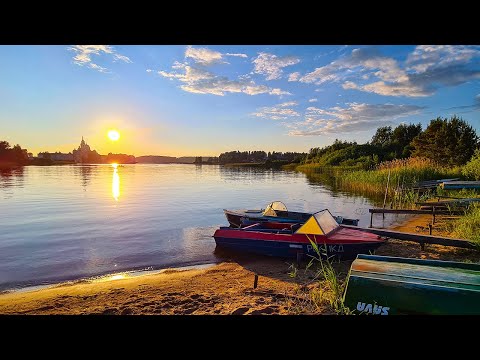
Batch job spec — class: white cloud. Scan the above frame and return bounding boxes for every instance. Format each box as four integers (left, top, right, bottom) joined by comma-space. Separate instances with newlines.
406, 45, 480, 72
361, 81, 430, 97
185, 46, 224, 65
269, 88, 292, 96
157, 65, 290, 97
288, 103, 425, 136
146, 69, 153, 73
278, 101, 298, 107
172, 61, 187, 69
300, 46, 480, 97
288, 72, 301, 82
253, 53, 300, 80
184, 46, 248, 65
225, 53, 248, 58
300, 48, 406, 85
342, 81, 359, 90
68, 45, 132, 73
253, 103, 300, 120
308, 98, 318, 103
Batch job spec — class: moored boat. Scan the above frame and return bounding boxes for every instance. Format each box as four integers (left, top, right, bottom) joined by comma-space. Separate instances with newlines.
224, 201, 359, 228
214, 209, 384, 260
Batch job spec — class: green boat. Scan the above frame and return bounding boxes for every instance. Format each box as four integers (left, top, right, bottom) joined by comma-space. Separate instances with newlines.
343, 254, 480, 315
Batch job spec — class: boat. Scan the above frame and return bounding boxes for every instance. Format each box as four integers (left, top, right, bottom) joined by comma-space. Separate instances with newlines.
223, 201, 359, 228
214, 209, 384, 260
343, 254, 480, 315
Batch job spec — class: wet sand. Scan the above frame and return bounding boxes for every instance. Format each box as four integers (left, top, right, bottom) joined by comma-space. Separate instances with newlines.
1, 214, 478, 315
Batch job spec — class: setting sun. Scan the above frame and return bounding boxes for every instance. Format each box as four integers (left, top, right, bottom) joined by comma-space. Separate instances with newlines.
108, 130, 120, 141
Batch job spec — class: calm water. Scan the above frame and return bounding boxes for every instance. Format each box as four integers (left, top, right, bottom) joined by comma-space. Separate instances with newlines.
0, 164, 391, 291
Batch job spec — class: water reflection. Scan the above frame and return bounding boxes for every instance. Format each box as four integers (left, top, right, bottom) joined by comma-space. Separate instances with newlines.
74, 165, 93, 190
112, 163, 120, 201
0, 166, 24, 189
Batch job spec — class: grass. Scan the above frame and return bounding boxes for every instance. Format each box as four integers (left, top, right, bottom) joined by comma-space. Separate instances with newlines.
285, 236, 352, 315
292, 157, 463, 207
339, 157, 462, 196
449, 204, 480, 244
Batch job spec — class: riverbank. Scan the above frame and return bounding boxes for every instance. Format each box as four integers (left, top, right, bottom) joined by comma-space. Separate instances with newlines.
1, 214, 479, 315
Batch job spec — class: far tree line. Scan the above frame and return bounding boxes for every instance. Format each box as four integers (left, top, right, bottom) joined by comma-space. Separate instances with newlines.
302, 116, 479, 168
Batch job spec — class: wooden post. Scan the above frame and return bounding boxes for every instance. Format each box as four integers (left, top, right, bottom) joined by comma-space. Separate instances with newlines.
420, 240, 425, 251
428, 223, 433, 235
432, 206, 436, 225
370, 212, 373, 228
296, 252, 302, 265
253, 274, 258, 289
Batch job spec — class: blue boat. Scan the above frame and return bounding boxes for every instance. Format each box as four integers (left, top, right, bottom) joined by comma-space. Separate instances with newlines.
223, 201, 359, 228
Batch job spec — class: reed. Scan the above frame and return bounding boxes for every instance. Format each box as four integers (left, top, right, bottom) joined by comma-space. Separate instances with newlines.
450, 204, 480, 244
338, 157, 462, 198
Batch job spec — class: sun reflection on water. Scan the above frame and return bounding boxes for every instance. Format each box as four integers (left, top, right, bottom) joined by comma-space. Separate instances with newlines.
112, 163, 120, 201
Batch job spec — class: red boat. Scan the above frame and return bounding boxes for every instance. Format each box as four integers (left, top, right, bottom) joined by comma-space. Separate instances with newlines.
213, 210, 385, 260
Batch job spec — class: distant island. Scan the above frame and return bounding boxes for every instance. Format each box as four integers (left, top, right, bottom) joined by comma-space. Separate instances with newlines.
136, 156, 218, 164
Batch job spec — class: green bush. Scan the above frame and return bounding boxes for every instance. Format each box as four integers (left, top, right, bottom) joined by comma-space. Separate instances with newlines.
462, 149, 480, 180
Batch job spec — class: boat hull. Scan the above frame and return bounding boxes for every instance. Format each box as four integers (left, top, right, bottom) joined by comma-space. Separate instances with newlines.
213, 227, 384, 261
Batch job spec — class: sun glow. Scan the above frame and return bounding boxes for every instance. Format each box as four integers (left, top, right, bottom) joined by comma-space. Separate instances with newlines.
112, 163, 120, 201
108, 129, 120, 141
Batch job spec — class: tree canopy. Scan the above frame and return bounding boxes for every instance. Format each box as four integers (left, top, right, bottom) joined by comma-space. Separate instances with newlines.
411, 116, 479, 166
0, 141, 29, 165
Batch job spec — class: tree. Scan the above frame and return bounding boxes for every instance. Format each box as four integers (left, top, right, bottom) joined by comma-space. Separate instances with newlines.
371, 126, 393, 147
0, 141, 29, 165
411, 116, 479, 166
0, 141, 10, 153
391, 123, 422, 158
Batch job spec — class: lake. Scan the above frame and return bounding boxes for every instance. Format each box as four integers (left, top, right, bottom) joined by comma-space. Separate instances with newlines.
0, 164, 393, 291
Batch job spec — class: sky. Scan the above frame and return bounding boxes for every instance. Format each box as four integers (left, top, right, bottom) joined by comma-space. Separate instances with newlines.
0, 45, 479, 157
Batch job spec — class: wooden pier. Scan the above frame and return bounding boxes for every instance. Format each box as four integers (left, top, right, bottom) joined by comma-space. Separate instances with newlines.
341, 225, 477, 250
368, 208, 464, 227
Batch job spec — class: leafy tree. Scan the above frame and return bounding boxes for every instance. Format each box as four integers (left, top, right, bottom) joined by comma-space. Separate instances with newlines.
391, 123, 422, 158
0, 141, 29, 165
412, 116, 479, 166
0, 141, 11, 153
371, 126, 393, 147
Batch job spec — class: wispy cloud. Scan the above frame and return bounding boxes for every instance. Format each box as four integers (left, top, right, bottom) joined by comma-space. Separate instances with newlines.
308, 98, 318, 102
288, 72, 301, 82
253, 53, 300, 80
185, 46, 248, 65
253, 102, 300, 120
288, 103, 425, 136
225, 53, 248, 58
68, 45, 132, 73
278, 101, 298, 107
297, 46, 480, 97
155, 65, 290, 96
442, 93, 480, 113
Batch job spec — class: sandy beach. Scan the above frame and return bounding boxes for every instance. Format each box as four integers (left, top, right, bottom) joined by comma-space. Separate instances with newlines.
1, 213, 479, 315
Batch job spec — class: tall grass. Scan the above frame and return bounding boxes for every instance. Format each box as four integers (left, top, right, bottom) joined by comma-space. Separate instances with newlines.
450, 204, 480, 244
286, 236, 352, 315
339, 157, 462, 198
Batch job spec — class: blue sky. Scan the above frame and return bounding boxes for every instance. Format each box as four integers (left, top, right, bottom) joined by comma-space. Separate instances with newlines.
1, 45, 479, 156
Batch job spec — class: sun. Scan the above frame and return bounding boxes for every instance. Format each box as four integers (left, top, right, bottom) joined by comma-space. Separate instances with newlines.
108, 130, 120, 141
